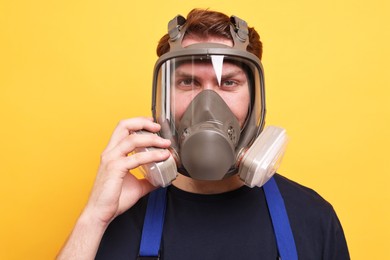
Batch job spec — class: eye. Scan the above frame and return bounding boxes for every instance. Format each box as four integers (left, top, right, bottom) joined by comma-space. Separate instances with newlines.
176, 78, 200, 89
220, 79, 242, 91
222, 80, 238, 87
180, 79, 195, 86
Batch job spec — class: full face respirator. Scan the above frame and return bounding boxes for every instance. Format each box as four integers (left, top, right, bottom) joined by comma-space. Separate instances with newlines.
136, 15, 288, 188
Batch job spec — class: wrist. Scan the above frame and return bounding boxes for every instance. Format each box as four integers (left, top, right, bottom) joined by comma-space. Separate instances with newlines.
57, 209, 109, 260
78, 208, 111, 233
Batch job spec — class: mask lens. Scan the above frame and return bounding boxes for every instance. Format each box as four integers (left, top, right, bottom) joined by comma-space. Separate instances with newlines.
155, 55, 261, 135
153, 53, 265, 177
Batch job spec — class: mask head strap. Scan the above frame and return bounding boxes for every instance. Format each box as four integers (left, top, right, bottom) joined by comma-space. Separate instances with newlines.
167, 15, 187, 50
167, 14, 250, 51
168, 15, 187, 41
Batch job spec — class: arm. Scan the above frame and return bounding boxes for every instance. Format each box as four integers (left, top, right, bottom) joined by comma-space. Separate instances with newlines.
57, 117, 171, 260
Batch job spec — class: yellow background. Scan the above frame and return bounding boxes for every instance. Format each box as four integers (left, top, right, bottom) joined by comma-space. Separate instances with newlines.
1, 0, 389, 259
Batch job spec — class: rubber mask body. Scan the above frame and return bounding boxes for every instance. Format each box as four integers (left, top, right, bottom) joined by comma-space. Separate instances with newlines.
178, 90, 241, 180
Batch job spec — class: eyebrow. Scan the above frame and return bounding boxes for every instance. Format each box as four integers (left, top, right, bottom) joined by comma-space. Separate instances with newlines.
220, 70, 247, 80
174, 71, 202, 85
174, 70, 195, 77
174, 69, 246, 79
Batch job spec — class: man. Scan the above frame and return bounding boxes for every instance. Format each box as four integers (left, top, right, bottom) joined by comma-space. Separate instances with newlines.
58, 9, 349, 259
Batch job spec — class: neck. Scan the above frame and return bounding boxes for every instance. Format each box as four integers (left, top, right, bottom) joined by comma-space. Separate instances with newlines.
172, 174, 244, 194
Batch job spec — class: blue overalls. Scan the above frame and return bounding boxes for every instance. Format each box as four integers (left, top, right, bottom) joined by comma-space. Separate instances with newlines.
137, 177, 298, 260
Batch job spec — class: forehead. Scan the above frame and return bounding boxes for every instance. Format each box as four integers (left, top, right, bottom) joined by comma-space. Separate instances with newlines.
181, 36, 233, 48
174, 60, 247, 75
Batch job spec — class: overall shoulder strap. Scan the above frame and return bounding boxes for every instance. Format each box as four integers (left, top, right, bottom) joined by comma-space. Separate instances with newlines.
263, 176, 298, 260
138, 178, 298, 260
138, 187, 167, 260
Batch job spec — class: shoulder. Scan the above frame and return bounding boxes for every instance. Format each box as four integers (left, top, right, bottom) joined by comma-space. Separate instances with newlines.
272, 174, 350, 259
273, 173, 333, 212
273, 173, 337, 228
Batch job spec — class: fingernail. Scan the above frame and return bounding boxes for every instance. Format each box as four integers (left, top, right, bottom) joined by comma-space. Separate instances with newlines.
163, 139, 171, 145
160, 149, 170, 157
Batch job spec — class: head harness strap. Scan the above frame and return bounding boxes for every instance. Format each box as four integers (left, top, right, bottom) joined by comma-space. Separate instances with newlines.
168, 15, 186, 41
166, 14, 250, 51
230, 16, 249, 50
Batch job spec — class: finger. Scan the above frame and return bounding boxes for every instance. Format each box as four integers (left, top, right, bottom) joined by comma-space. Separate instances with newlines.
104, 149, 171, 176
137, 178, 157, 196
116, 176, 156, 215
103, 133, 171, 161
105, 117, 160, 152
127, 148, 172, 169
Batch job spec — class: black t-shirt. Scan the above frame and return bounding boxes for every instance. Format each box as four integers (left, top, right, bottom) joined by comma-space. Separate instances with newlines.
96, 174, 350, 259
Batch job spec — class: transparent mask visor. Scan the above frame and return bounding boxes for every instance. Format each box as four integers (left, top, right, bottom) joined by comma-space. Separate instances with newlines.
154, 54, 263, 151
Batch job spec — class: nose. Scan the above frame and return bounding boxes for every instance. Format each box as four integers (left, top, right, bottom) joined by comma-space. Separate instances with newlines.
202, 79, 220, 91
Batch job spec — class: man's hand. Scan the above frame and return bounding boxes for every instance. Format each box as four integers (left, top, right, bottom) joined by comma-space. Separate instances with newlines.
57, 117, 171, 259
84, 117, 171, 225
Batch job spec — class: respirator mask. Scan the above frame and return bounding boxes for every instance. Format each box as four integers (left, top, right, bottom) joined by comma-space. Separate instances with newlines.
137, 15, 288, 188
